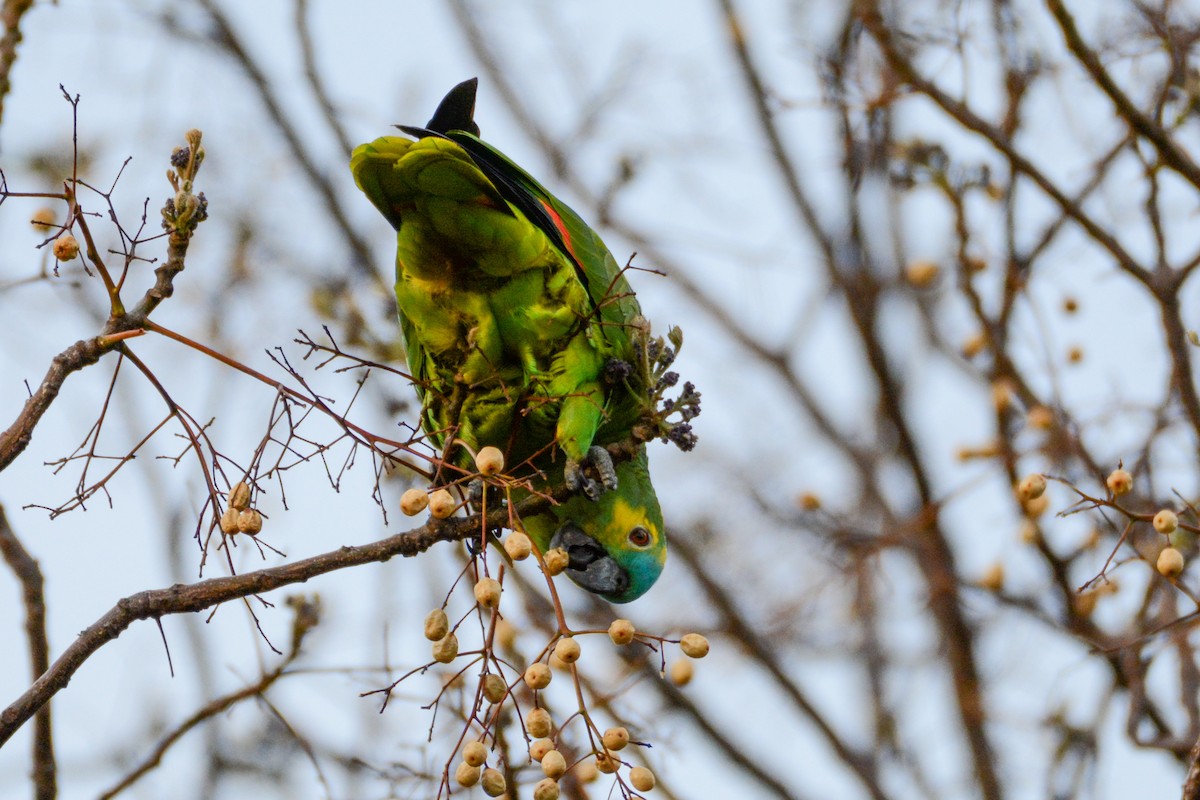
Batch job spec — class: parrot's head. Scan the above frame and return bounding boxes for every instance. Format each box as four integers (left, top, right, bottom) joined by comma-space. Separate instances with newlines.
528, 456, 666, 603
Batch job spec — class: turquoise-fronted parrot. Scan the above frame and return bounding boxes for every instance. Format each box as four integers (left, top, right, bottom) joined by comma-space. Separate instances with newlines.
350, 78, 667, 602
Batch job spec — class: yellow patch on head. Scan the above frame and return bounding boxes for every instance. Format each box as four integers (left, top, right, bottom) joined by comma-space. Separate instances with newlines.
611, 497, 665, 567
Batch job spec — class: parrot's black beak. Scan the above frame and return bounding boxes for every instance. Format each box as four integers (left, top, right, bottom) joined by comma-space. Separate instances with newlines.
549, 523, 630, 600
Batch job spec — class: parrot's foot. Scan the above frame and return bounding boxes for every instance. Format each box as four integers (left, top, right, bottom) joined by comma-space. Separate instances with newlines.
564, 446, 618, 501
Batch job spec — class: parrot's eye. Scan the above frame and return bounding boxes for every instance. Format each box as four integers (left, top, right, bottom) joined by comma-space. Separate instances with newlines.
628, 527, 652, 548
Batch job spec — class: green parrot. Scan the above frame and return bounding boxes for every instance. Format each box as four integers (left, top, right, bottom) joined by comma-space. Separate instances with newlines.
350, 78, 666, 602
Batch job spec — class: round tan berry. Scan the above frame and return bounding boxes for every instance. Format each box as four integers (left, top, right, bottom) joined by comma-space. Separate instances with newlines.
526, 706, 552, 738
475, 446, 505, 476
236, 509, 263, 535
423, 608, 449, 641
30, 207, 56, 230
400, 488, 428, 516
524, 662, 552, 690
541, 749, 567, 779
1016, 474, 1046, 503
52, 233, 79, 261
1019, 520, 1039, 545
1154, 509, 1179, 535
601, 726, 629, 751
669, 658, 694, 686
1023, 494, 1049, 519
1158, 546, 1185, 578
553, 637, 580, 665
543, 547, 569, 576
219, 506, 240, 534
463, 740, 488, 767
432, 633, 458, 663
595, 751, 618, 774
608, 619, 636, 645
1074, 590, 1098, 617
629, 765, 656, 792
229, 481, 251, 510
455, 761, 480, 787
429, 488, 456, 519
474, 577, 502, 609
680, 633, 710, 658
905, 260, 939, 288
1027, 405, 1054, 430
575, 758, 599, 783
533, 777, 561, 800
529, 737, 555, 762
495, 618, 517, 650
481, 767, 506, 796
1106, 468, 1133, 496
504, 531, 532, 561
482, 673, 507, 704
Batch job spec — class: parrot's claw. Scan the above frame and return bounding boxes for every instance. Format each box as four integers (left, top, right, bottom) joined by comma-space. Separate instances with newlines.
564, 446, 619, 501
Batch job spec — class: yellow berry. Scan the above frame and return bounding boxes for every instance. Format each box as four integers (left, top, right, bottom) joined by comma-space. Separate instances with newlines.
601, 727, 629, 751
905, 260, 939, 288
575, 758, 599, 783
481, 767, 506, 796
629, 765, 656, 791
474, 577, 502, 609
1158, 546, 1185, 578
1023, 494, 1049, 519
529, 738, 555, 762
218, 506, 240, 534
463, 740, 488, 767
526, 707, 552, 738
533, 777, 561, 800
541, 749, 567, 779
423, 609, 449, 641
680, 633, 709, 658
608, 619, 636, 645
30, 207, 56, 229
553, 637, 580, 665
504, 531, 532, 561
543, 547, 569, 576
236, 509, 263, 535
595, 752, 618, 774
52, 233, 79, 261
1154, 509, 1179, 535
1016, 474, 1046, 503
524, 662, 552, 690
1106, 468, 1133, 496
482, 673, 506, 704
229, 481, 251, 510
475, 446, 505, 476
432, 633, 458, 663
429, 488, 456, 518
669, 658, 694, 686
455, 761, 480, 787
495, 618, 517, 650
400, 488, 428, 516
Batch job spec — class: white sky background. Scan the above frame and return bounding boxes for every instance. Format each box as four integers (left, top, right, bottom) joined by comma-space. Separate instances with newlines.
0, 0, 1195, 798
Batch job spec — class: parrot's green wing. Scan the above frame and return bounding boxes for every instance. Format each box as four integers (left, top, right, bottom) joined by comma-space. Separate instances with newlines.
350, 78, 665, 602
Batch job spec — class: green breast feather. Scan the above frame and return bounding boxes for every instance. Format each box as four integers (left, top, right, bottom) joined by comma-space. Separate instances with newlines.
351, 78, 669, 602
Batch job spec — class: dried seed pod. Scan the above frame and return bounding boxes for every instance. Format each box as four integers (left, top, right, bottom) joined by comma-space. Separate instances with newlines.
669, 658, 694, 686
608, 619, 636, 645
462, 740, 488, 768
1158, 547, 1185, 578
529, 737, 555, 762
504, 531, 532, 561
423, 609, 448, 641
219, 506, 240, 534
526, 707, 552, 738
1106, 468, 1133, 496
629, 766, 656, 791
541, 749, 567, 779
229, 481, 251, 510
429, 488, 456, 518
595, 751, 618, 774
553, 637, 580, 665
524, 662, 552, 690
601, 727, 629, 751
480, 767, 506, 796
474, 577, 502, 609
680, 633, 710, 658
455, 761, 480, 787
400, 488, 428, 516
236, 509, 263, 535
53, 233, 79, 261
1154, 509, 1179, 535
482, 673, 507, 704
475, 446, 505, 476
533, 777, 561, 800
432, 633, 458, 664
543, 547, 569, 576
30, 207, 56, 229
1016, 474, 1046, 503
